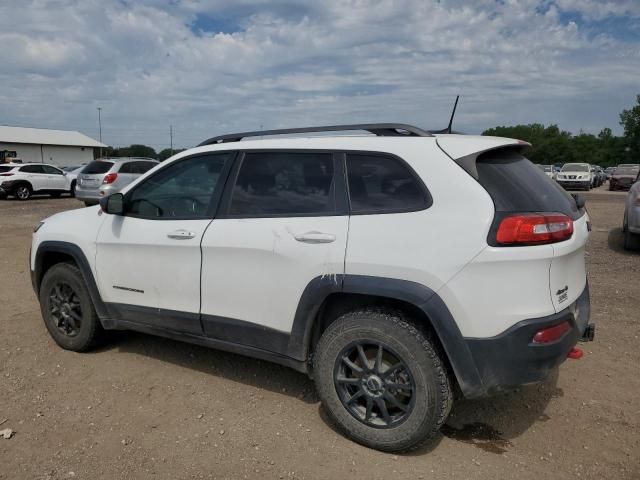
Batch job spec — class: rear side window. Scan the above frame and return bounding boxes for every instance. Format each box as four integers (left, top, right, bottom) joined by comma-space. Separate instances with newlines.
82, 161, 114, 174
346, 154, 428, 214
0, 166, 13, 173
118, 162, 135, 174
135, 161, 157, 174
228, 152, 335, 216
20, 165, 45, 173
476, 150, 579, 219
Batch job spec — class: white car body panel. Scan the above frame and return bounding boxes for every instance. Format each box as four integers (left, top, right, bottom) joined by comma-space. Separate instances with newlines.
200, 216, 348, 333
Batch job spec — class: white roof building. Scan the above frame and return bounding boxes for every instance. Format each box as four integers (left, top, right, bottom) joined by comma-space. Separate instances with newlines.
0, 125, 106, 167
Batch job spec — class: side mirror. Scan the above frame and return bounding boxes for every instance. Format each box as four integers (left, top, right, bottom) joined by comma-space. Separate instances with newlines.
572, 193, 586, 210
100, 193, 124, 215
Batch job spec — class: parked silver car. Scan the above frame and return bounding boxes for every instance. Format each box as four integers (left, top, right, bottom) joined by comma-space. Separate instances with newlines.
623, 170, 640, 250
75, 158, 158, 206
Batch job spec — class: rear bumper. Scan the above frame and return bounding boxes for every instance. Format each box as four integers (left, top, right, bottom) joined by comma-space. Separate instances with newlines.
464, 283, 592, 396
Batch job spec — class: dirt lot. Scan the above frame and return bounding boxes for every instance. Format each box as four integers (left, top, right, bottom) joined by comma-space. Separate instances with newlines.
1, 189, 639, 480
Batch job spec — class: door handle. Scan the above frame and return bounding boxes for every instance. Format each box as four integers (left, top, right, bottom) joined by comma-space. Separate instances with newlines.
294, 231, 336, 244
167, 229, 197, 240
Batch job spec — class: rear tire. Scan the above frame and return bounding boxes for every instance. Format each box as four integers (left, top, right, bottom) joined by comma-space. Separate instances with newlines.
39, 263, 105, 351
313, 308, 452, 452
70, 181, 76, 198
14, 184, 32, 200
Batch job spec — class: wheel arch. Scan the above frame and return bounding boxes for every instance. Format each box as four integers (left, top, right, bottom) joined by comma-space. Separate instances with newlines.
288, 274, 486, 398
34, 241, 110, 321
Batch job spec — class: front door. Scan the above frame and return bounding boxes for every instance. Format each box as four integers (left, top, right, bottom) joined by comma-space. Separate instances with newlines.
95, 152, 233, 334
42, 164, 69, 190
200, 151, 349, 351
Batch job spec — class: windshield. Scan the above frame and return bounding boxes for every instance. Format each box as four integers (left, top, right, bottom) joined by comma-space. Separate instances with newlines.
81, 161, 114, 175
561, 164, 589, 172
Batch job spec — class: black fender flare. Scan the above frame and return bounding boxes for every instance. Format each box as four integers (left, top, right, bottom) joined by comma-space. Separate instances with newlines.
288, 274, 485, 398
33, 241, 111, 322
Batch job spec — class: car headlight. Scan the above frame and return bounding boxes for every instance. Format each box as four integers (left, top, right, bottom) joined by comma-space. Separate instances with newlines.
33, 221, 45, 233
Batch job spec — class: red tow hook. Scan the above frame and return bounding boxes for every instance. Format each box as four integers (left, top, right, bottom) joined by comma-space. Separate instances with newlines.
568, 347, 584, 359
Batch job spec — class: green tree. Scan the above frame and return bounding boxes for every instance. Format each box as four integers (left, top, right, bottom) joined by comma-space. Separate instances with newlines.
158, 148, 186, 161
619, 94, 640, 160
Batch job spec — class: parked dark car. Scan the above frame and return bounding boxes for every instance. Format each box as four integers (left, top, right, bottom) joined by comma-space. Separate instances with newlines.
610, 165, 640, 191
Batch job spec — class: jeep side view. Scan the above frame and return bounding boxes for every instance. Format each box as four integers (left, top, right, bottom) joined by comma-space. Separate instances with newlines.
31, 124, 594, 452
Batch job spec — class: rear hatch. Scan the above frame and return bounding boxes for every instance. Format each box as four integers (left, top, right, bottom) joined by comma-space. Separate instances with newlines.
437, 136, 589, 313
78, 161, 114, 190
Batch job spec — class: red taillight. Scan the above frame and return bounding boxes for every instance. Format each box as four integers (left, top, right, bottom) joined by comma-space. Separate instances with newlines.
496, 213, 573, 245
102, 173, 118, 184
532, 321, 571, 344
0, 173, 13, 177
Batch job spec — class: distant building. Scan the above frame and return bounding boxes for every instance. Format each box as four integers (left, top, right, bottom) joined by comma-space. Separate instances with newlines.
0, 125, 106, 167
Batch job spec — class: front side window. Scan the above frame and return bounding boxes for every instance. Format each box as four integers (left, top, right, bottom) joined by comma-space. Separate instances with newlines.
127, 153, 230, 219
42, 165, 63, 175
346, 154, 428, 213
228, 152, 335, 216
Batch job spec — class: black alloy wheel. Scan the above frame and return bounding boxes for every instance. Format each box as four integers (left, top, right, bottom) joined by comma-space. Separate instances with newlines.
48, 282, 83, 337
334, 341, 416, 428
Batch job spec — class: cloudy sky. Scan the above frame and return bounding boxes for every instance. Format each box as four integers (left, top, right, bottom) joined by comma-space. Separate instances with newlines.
0, 0, 639, 150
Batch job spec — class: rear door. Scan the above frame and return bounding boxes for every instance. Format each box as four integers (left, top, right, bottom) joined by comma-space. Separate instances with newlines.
20, 165, 46, 190
471, 148, 588, 313
199, 151, 349, 349
78, 161, 114, 191
95, 152, 233, 334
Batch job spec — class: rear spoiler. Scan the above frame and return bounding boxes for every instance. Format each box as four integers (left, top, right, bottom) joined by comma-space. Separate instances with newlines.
436, 136, 531, 179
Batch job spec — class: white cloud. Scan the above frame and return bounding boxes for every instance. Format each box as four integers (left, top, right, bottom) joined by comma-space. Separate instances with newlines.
0, 0, 638, 149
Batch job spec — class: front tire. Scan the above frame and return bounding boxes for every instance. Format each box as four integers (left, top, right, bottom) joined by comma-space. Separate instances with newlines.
70, 180, 76, 198
624, 229, 640, 251
313, 308, 452, 452
39, 263, 105, 351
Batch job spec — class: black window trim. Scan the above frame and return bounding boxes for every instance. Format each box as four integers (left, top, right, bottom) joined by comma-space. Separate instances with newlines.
122, 151, 237, 221
217, 149, 349, 219
344, 150, 433, 216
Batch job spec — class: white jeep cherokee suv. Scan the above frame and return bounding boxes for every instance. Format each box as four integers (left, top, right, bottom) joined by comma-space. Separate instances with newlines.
30, 124, 594, 452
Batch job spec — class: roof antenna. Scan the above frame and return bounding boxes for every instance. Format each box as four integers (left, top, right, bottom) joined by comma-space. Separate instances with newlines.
446, 95, 459, 134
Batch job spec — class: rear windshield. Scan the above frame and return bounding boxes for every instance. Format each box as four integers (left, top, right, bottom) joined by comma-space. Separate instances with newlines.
82, 161, 114, 174
615, 167, 639, 175
561, 163, 589, 172
476, 150, 580, 219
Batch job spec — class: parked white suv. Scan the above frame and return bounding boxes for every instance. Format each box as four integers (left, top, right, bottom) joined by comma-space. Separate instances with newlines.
30, 124, 594, 452
556, 163, 593, 191
0, 163, 71, 200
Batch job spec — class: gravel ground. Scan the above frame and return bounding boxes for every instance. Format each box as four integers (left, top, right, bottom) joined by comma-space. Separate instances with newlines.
0, 188, 638, 480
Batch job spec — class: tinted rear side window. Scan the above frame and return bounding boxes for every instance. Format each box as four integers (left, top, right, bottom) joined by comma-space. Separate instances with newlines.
346, 154, 428, 214
0, 166, 13, 173
82, 161, 114, 174
135, 161, 157, 174
20, 165, 45, 173
476, 150, 579, 219
228, 152, 335, 216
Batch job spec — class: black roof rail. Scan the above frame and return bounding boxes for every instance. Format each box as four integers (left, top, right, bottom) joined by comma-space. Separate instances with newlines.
198, 123, 433, 146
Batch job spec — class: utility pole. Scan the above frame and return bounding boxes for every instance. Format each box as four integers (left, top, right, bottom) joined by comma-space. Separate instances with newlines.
170, 124, 173, 156
97, 107, 103, 158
